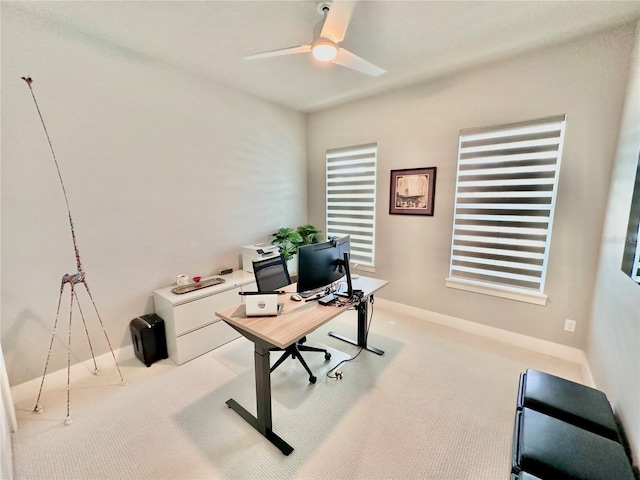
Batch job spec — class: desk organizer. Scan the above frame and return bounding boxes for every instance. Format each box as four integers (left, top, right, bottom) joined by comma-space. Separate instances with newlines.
171, 276, 226, 295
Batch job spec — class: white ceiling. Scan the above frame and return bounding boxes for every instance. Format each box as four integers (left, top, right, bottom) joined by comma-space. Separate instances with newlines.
12, 1, 640, 113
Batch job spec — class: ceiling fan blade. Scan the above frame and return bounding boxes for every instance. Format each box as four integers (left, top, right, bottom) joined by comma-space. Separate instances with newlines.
320, 1, 356, 43
333, 47, 386, 77
244, 44, 311, 60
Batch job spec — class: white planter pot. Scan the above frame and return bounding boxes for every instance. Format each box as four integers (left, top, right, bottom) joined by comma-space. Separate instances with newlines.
286, 255, 297, 277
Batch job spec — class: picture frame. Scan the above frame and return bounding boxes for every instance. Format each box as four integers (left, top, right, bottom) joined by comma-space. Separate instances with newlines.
389, 167, 437, 216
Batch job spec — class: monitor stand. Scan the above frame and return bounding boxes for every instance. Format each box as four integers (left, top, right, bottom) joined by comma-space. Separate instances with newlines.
299, 287, 325, 299
335, 282, 349, 297
335, 253, 357, 298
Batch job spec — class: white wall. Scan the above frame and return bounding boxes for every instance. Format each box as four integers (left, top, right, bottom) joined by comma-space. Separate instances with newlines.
589, 22, 640, 464
307, 25, 636, 350
1, 6, 307, 386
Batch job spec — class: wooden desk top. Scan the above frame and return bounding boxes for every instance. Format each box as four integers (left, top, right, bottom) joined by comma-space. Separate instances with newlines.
215, 276, 388, 349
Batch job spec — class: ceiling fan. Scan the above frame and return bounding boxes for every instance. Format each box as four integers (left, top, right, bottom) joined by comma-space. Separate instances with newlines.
244, 1, 386, 77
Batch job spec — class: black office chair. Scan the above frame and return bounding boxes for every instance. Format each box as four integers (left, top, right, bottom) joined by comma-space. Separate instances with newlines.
252, 254, 331, 383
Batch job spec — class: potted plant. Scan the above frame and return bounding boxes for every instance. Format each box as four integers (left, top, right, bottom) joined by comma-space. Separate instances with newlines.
271, 225, 321, 273
270, 227, 302, 262
295, 224, 321, 248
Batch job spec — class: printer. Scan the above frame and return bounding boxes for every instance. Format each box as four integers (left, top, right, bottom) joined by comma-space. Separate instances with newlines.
241, 243, 280, 273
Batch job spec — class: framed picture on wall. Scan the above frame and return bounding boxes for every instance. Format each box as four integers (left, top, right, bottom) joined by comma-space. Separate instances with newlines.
389, 167, 437, 216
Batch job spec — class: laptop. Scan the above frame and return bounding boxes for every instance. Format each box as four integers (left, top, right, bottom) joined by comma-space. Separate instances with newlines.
245, 294, 282, 317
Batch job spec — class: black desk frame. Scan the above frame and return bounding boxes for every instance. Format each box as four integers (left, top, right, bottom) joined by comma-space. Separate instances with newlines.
224, 294, 381, 456
225, 332, 293, 455
328, 295, 384, 356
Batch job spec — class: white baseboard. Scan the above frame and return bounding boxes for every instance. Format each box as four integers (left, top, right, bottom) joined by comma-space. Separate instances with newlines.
1, 343, 18, 434
10, 347, 135, 406
11, 299, 598, 408
375, 298, 596, 387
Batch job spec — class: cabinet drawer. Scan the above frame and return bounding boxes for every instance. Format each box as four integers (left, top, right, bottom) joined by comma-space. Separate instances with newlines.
174, 320, 240, 365
173, 287, 240, 336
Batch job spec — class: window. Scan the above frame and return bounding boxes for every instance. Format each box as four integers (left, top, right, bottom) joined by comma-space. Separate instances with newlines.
632, 224, 640, 282
326, 143, 377, 267
446, 115, 567, 305
621, 152, 640, 284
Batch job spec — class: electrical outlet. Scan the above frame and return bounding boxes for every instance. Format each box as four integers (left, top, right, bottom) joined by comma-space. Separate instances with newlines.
564, 319, 577, 332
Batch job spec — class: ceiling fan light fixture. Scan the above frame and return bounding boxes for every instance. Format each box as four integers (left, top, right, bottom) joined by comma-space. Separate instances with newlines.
244, 3, 385, 77
312, 40, 337, 61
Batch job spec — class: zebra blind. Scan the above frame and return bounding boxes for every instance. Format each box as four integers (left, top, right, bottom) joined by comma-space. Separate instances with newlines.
448, 115, 566, 294
326, 143, 377, 267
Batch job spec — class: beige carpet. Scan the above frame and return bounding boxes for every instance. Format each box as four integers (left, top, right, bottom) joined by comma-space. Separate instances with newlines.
10, 306, 582, 479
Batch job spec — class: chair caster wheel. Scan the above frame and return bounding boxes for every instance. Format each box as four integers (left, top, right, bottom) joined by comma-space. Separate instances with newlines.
309, 376, 317, 384
325, 353, 331, 360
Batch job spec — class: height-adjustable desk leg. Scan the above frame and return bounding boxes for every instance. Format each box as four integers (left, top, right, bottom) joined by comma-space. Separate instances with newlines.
226, 342, 294, 455
328, 295, 384, 356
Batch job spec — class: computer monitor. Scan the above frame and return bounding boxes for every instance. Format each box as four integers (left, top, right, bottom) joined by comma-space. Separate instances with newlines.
296, 236, 350, 296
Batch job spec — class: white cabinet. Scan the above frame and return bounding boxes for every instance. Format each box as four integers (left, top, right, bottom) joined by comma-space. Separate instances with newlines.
153, 270, 256, 365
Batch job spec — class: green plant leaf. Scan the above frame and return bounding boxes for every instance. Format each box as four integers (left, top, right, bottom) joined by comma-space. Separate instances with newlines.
295, 225, 320, 246
270, 224, 321, 260
270, 227, 304, 261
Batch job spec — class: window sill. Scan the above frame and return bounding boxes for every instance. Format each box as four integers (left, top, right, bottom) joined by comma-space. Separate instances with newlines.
445, 277, 547, 306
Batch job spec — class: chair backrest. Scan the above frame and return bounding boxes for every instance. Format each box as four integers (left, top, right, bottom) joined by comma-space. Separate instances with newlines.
253, 254, 291, 292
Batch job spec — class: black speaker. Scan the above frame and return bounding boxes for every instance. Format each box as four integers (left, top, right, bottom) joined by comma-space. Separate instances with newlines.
130, 314, 168, 367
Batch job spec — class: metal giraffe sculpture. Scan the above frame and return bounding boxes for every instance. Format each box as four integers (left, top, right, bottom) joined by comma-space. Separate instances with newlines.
22, 76, 127, 426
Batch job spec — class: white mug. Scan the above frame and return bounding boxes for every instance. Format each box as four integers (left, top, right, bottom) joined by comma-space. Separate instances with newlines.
176, 274, 189, 286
